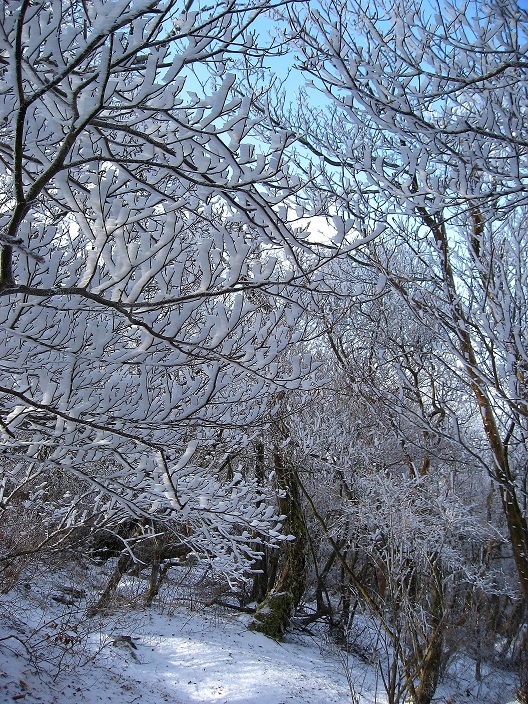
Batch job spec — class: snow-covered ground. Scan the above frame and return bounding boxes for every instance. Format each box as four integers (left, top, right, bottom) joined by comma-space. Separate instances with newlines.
0, 563, 520, 704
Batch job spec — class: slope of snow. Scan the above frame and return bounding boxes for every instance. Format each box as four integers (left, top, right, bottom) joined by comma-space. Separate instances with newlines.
0, 564, 520, 704
0, 595, 353, 704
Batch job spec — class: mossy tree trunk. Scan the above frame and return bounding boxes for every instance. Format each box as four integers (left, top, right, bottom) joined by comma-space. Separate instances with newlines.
250, 440, 271, 604
250, 443, 307, 639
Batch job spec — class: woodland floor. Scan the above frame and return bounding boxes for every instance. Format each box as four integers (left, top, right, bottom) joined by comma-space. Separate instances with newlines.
0, 560, 519, 704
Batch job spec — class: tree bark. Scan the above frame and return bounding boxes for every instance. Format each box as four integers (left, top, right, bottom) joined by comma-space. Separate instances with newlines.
87, 523, 144, 616
421, 208, 528, 605
250, 440, 270, 604
250, 444, 307, 639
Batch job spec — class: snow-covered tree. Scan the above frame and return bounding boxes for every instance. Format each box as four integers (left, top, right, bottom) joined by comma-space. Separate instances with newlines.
280, 0, 528, 626
290, 261, 516, 704
0, 0, 328, 579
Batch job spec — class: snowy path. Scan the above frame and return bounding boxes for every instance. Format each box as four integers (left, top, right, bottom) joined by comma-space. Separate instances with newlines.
125, 610, 351, 704
0, 582, 518, 704
0, 601, 355, 704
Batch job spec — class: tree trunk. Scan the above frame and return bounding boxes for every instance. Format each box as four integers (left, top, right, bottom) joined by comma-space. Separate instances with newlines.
518, 630, 528, 704
422, 209, 528, 605
87, 523, 144, 616
250, 444, 307, 639
411, 569, 445, 704
87, 550, 132, 616
250, 440, 270, 604
143, 528, 170, 607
